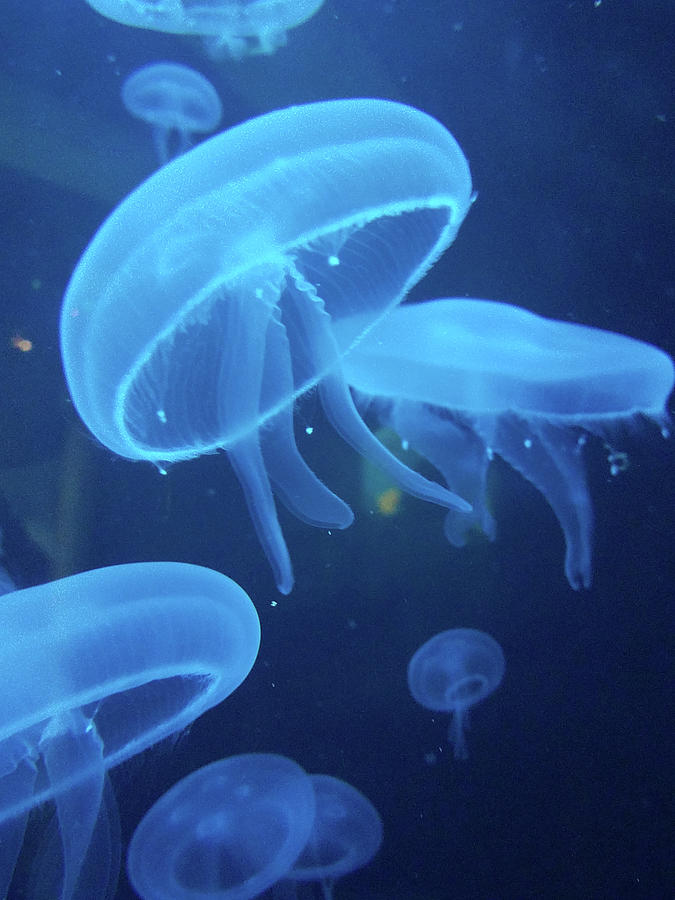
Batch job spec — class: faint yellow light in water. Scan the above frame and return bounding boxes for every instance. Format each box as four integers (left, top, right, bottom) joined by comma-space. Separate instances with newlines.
376, 486, 402, 517
11, 334, 33, 352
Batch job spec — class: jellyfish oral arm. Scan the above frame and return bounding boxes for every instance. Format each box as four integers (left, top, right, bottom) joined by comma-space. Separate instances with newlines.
39, 710, 106, 899
448, 709, 469, 760
285, 261, 471, 514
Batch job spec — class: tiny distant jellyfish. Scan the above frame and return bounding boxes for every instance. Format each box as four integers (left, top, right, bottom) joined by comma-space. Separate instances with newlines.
408, 628, 505, 759
122, 62, 222, 165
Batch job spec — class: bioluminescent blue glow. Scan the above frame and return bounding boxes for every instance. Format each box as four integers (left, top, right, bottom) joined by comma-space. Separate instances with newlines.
343, 298, 675, 589
60, 100, 473, 594
0, 562, 259, 898
122, 62, 222, 164
408, 628, 506, 760
127, 753, 316, 900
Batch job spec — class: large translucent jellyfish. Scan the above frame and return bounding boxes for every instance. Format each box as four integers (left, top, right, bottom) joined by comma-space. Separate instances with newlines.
127, 753, 316, 899
342, 298, 675, 589
284, 774, 383, 900
122, 62, 222, 164
60, 100, 473, 593
0, 562, 260, 898
408, 628, 505, 760
84, 0, 326, 59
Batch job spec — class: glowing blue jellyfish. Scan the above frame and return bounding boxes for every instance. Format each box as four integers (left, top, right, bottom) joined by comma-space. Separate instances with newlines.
122, 62, 222, 164
408, 628, 505, 760
285, 774, 383, 900
343, 298, 675, 589
84, 0, 326, 58
0, 562, 260, 898
127, 754, 316, 900
60, 100, 473, 594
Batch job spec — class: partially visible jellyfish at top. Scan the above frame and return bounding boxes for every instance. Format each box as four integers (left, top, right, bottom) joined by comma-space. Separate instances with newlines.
122, 62, 222, 165
341, 298, 675, 589
408, 628, 506, 760
60, 99, 474, 594
0, 562, 259, 898
84, 0, 327, 59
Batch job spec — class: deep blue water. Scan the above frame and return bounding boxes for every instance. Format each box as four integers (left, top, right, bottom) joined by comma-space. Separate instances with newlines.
1, 1, 673, 897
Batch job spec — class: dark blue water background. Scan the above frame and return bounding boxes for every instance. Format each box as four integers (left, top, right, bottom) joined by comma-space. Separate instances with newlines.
1, 1, 673, 897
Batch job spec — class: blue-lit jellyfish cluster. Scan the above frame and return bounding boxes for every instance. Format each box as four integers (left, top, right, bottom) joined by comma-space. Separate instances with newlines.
2, 1, 674, 899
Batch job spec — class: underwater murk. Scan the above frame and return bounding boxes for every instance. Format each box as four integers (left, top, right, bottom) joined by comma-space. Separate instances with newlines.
1, 1, 673, 898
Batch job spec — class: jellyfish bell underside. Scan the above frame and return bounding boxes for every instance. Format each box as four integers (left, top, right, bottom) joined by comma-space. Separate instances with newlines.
0, 562, 260, 897
60, 99, 474, 594
343, 298, 675, 590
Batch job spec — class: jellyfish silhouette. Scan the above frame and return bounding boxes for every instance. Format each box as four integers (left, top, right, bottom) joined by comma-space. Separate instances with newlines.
342, 298, 675, 589
84, 0, 326, 58
408, 628, 505, 759
122, 62, 222, 164
0, 562, 260, 898
60, 99, 473, 594
127, 753, 316, 900
284, 774, 383, 900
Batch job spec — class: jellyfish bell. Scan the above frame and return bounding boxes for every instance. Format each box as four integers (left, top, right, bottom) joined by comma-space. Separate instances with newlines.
122, 62, 222, 164
60, 99, 474, 594
342, 298, 675, 589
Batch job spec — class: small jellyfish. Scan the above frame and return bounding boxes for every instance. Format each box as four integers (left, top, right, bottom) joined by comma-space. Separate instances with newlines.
122, 62, 222, 164
127, 754, 316, 899
407, 628, 505, 759
285, 774, 383, 900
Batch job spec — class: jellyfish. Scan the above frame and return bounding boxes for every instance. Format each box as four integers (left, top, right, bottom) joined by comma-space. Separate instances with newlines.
84, 0, 326, 59
0, 562, 260, 898
122, 62, 222, 164
60, 99, 474, 594
127, 753, 317, 900
408, 628, 505, 760
282, 774, 383, 900
342, 298, 675, 589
